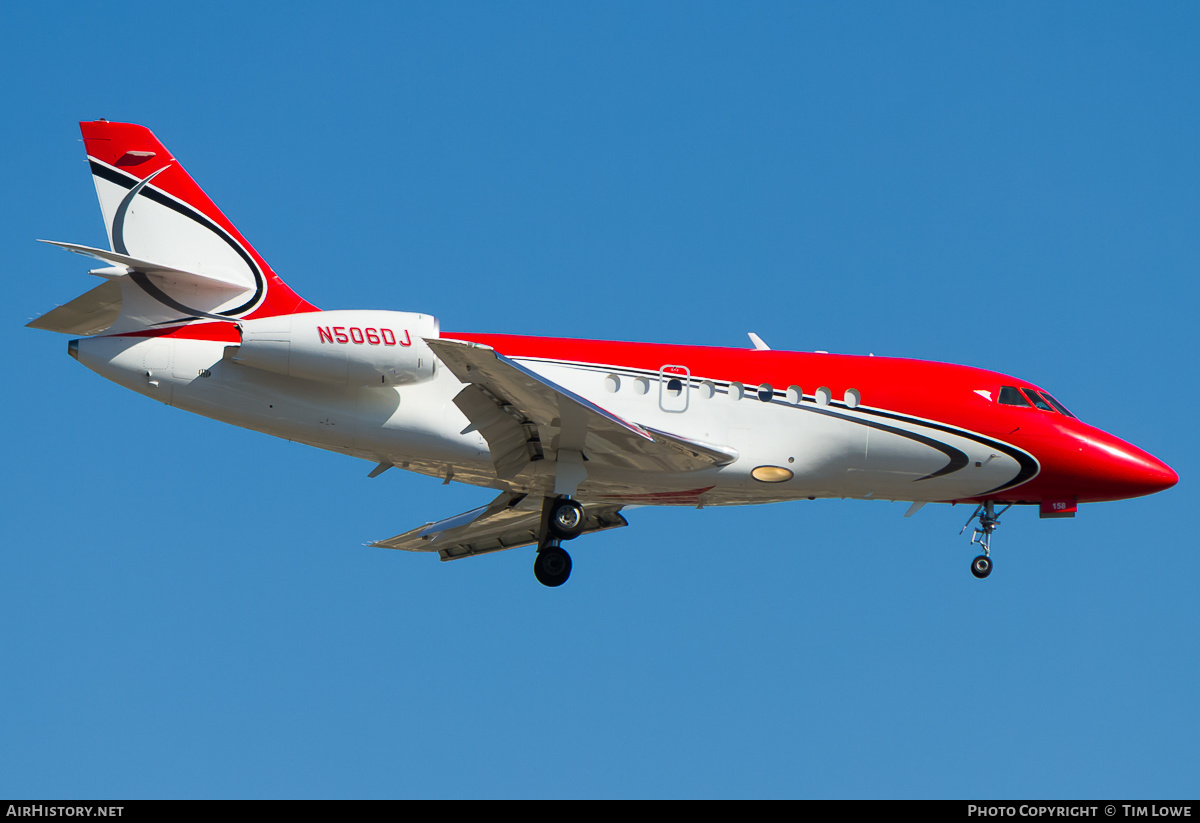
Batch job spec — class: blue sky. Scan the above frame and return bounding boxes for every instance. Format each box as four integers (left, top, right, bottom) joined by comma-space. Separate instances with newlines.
3, 2, 1197, 798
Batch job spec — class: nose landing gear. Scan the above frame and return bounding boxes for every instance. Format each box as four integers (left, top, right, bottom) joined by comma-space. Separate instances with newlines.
970, 554, 993, 579
961, 501, 1011, 579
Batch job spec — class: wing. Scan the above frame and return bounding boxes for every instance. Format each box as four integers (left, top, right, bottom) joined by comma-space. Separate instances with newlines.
371, 491, 627, 561
427, 338, 738, 483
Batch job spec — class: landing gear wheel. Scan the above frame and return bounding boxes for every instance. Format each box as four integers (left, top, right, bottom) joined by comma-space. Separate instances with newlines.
548, 499, 586, 540
534, 546, 573, 587
971, 555, 993, 579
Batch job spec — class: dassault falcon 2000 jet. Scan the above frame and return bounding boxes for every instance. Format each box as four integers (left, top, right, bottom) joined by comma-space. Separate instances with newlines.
30, 121, 1177, 586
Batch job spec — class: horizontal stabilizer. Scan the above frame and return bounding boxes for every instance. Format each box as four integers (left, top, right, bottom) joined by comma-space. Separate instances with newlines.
26, 280, 122, 335
371, 491, 627, 561
39, 239, 250, 291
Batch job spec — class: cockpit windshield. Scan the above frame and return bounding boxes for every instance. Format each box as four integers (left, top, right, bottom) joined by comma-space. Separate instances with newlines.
998, 386, 1030, 407
1038, 391, 1076, 418
1023, 388, 1056, 412
997, 385, 1077, 418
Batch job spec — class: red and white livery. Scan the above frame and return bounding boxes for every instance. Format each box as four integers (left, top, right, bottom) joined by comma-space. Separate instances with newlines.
30, 121, 1178, 586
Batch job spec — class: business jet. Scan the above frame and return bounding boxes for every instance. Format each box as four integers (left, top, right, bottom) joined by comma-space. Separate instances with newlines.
29, 121, 1178, 586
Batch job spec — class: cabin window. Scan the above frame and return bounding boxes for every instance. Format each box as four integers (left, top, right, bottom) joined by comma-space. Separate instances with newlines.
998, 386, 1031, 407
729, 382, 744, 401
604, 374, 620, 393
699, 381, 716, 400
633, 378, 650, 395
845, 388, 861, 408
815, 387, 831, 406
786, 386, 802, 405
758, 383, 774, 402
666, 378, 683, 396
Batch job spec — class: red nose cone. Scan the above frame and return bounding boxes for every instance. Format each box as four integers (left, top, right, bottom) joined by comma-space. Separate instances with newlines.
1128, 451, 1178, 496
1078, 430, 1178, 502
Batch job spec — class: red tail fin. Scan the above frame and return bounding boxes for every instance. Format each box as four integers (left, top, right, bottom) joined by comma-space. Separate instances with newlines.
80, 120, 318, 321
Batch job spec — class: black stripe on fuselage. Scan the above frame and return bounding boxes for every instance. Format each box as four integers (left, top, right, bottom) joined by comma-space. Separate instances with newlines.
505, 355, 1039, 494
853, 406, 1040, 495
89, 159, 265, 318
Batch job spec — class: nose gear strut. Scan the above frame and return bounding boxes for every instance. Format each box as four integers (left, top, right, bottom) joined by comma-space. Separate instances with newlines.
960, 501, 1011, 579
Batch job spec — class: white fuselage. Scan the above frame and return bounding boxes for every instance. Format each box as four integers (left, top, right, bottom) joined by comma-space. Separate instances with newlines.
73, 330, 1027, 507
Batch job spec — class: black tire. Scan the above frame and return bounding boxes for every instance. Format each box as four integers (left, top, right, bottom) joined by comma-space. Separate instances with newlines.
971, 555, 993, 579
548, 499, 586, 540
534, 546, 572, 587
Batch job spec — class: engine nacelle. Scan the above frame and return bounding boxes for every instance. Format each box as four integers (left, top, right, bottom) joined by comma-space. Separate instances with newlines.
233, 310, 439, 386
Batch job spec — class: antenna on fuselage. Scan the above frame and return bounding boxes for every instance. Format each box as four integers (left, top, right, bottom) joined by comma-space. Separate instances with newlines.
747, 332, 770, 351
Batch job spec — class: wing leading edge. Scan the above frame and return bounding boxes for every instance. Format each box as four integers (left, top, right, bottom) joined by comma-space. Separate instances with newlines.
427, 338, 738, 482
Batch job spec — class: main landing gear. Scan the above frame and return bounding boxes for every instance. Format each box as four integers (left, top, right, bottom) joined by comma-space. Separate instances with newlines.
534, 544, 572, 587
960, 501, 1011, 580
534, 497, 585, 587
